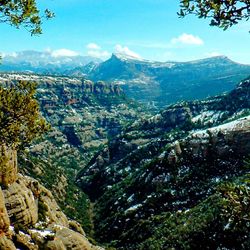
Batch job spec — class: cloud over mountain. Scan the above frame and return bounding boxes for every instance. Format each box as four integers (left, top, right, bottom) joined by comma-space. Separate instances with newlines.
86, 43, 110, 59
171, 33, 204, 46
50, 48, 79, 57
115, 44, 141, 58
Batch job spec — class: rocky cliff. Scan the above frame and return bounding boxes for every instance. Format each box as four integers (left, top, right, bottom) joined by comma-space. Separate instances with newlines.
0, 146, 102, 250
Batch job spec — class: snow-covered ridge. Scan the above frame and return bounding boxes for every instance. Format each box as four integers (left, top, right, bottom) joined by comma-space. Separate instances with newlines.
112, 53, 176, 68
193, 115, 250, 138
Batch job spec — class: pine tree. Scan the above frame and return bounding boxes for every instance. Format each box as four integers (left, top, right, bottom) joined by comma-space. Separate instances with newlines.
0, 80, 50, 149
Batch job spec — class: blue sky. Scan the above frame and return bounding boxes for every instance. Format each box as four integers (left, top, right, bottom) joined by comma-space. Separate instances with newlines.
1, 0, 250, 63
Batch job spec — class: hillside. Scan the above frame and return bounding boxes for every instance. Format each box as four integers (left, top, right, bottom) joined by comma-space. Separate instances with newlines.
0, 72, 151, 236
1, 72, 250, 249
76, 77, 250, 249
88, 54, 250, 107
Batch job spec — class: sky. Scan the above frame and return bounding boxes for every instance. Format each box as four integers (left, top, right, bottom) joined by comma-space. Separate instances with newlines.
0, 0, 250, 63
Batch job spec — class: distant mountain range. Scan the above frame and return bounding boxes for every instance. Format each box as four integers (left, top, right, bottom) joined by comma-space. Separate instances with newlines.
0, 50, 101, 74
1, 50, 250, 108
88, 54, 250, 107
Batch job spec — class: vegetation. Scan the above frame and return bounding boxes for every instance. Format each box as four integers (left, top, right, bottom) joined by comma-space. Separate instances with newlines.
76, 79, 250, 248
136, 173, 250, 249
179, 0, 250, 30
0, 81, 49, 149
0, 0, 54, 35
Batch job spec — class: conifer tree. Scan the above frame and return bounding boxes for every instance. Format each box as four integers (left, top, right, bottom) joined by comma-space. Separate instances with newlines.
0, 81, 50, 149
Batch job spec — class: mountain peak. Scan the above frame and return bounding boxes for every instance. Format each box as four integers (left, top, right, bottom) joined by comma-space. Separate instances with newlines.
209, 55, 231, 61
111, 53, 145, 62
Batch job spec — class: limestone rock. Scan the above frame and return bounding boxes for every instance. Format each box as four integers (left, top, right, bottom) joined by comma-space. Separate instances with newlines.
0, 236, 16, 250
38, 186, 69, 227
14, 232, 38, 250
3, 177, 38, 227
0, 188, 10, 234
184, 116, 250, 158
45, 240, 66, 250
45, 228, 94, 250
69, 220, 85, 235
0, 173, 102, 249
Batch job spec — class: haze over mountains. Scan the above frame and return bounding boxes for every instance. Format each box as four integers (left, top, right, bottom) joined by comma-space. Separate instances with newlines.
1, 50, 250, 107
0, 50, 101, 74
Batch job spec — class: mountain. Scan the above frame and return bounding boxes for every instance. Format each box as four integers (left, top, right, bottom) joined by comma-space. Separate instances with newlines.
0, 50, 101, 74
2, 52, 250, 109
88, 54, 250, 108
76, 77, 250, 249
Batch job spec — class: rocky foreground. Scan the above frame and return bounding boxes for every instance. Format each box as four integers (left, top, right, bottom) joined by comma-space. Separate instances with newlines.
0, 145, 102, 250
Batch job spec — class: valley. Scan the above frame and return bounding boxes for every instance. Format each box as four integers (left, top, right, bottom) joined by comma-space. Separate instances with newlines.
0, 60, 250, 249
76, 77, 250, 248
1, 0, 250, 249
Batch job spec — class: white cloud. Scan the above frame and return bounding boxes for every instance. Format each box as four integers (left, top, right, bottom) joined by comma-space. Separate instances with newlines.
86, 43, 110, 59
171, 33, 204, 46
205, 51, 222, 57
115, 44, 141, 59
86, 43, 101, 50
1, 52, 18, 58
51, 49, 79, 57
87, 50, 110, 59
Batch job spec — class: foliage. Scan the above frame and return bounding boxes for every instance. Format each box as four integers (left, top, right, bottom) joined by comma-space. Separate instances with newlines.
135, 175, 250, 250
0, 81, 50, 149
0, 0, 54, 35
179, 0, 250, 30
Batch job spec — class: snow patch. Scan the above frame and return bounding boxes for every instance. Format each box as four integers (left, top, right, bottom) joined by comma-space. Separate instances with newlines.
125, 204, 142, 214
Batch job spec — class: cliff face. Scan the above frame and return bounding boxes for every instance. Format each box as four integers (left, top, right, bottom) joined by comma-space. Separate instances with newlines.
0, 147, 102, 250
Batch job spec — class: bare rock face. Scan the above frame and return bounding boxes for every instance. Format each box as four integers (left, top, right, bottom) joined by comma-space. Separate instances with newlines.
0, 147, 103, 250
3, 177, 38, 227
0, 188, 10, 234
0, 145, 17, 186
45, 228, 94, 250
161, 105, 192, 128
0, 188, 16, 250
0, 236, 16, 250
36, 182, 69, 227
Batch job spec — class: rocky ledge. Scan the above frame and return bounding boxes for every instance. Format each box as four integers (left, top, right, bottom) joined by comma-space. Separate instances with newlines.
0, 146, 102, 250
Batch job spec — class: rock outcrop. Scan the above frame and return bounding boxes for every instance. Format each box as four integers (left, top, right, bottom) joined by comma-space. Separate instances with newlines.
0, 147, 102, 250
